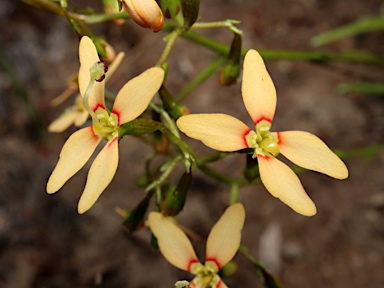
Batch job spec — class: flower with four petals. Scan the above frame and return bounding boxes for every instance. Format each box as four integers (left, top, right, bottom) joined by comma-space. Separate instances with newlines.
176, 49, 348, 216
46, 36, 164, 214
148, 203, 245, 288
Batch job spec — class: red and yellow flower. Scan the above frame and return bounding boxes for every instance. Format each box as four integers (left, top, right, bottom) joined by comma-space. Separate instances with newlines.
176, 50, 348, 216
47, 36, 164, 214
148, 203, 245, 288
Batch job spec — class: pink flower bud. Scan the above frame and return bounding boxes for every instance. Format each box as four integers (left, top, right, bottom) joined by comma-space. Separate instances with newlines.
122, 0, 164, 32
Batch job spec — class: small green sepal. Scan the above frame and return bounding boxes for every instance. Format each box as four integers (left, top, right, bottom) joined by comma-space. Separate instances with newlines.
219, 34, 242, 86
122, 190, 154, 232
160, 172, 192, 216
181, 0, 200, 30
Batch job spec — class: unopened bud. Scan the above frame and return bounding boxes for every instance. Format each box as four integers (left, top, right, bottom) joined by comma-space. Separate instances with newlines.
220, 262, 238, 278
123, 191, 154, 232
219, 62, 240, 86
182, 0, 200, 29
159, 85, 186, 119
161, 172, 191, 217
90, 61, 108, 82
219, 34, 242, 86
92, 37, 116, 63
122, 0, 164, 32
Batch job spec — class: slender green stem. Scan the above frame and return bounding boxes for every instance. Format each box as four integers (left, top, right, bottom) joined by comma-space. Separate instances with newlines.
196, 164, 247, 186
157, 29, 182, 66
82, 77, 97, 123
173, 28, 384, 66
239, 244, 282, 288
146, 155, 182, 192
335, 143, 384, 160
195, 151, 230, 165
175, 56, 226, 102
83, 12, 130, 24
311, 16, 384, 47
149, 103, 180, 138
192, 20, 242, 34
229, 184, 240, 205
337, 82, 384, 95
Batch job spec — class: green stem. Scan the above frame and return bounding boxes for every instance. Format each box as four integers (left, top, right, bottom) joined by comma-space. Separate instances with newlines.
192, 20, 242, 34
335, 143, 384, 160
195, 151, 230, 164
239, 244, 282, 288
157, 29, 182, 66
170, 27, 384, 66
83, 12, 130, 24
196, 164, 247, 186
175, 56, 226, 102
82, 77, 97, 123
146, 155, 182, 192
311, 16, 384, 47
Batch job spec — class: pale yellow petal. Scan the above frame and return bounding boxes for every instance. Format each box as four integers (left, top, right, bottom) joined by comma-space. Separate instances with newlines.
177, 114, 250, 151
112, 67, 164, 124
50, 86, 77, 107
242, 49, 276, 124
74, 110, 89, 127
47, 127, 101, 194
279, 131, 348, 179
78, 36, 105, 111
258, 156, 317, 216
105, 52, 125, 82
148, 212, 199, 272
206, 203, 245, 268
48, 111, 77, 133
78, 136, 119, 214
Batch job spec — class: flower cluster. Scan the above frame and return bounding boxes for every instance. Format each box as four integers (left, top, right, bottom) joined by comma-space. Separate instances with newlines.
47, 36, 164, 214
46, 34, 349, 288
177, 49, 348, 216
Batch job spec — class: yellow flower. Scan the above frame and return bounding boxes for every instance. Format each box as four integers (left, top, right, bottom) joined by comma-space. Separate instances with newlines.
148, 203, 245, 288
176, 50, 348, 216
46, 36, 164, 214
122, 0, 164, 32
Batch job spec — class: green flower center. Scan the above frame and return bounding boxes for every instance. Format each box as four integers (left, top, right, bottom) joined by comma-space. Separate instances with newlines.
245, 120, 279, 158
190, 261, 221, 288
92, 108, 119, 141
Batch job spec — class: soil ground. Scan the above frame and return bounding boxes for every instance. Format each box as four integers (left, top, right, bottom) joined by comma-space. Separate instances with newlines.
0, 0, 384, 287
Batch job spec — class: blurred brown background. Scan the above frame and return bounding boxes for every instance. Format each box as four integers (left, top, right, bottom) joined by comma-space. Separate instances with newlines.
0, 0, 384, 287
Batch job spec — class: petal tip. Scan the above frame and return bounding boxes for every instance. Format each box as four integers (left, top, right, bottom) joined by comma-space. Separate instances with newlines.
77, 199, 90, 214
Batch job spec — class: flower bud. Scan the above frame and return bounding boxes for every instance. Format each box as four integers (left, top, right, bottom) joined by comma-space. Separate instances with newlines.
220, 262, 238, 278
122, 0, 164, 32
122, 191, 154, 232
159, 85, 185, 119
181, 0, 200, 29
92, 37, 116, 63
219, 34, 242, 86
161, 172, 192, 217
